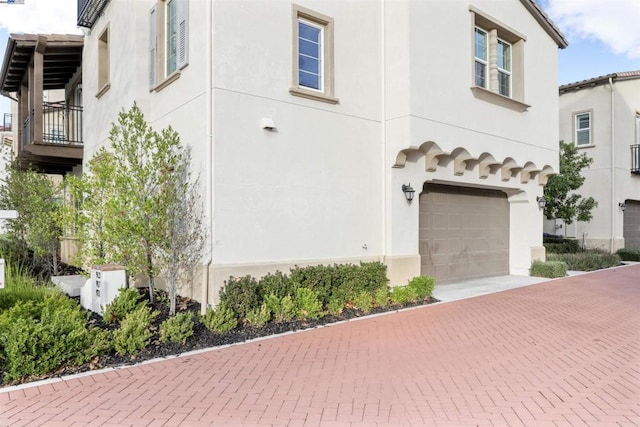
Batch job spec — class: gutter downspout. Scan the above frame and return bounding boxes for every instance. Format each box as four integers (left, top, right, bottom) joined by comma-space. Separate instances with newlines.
201, 0, 213, 315
609, 77, 615, 253
380, 0, 386, 265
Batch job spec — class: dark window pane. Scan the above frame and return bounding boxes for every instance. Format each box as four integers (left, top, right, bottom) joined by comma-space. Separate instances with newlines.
299, 56, 319, 75
299, 22, 320, 42
299, 38, 319, 59
299, 70, 320, 89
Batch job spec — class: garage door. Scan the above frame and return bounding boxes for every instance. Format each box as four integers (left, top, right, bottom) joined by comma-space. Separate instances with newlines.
623, 200, 640, 248
419, 184, 509, 283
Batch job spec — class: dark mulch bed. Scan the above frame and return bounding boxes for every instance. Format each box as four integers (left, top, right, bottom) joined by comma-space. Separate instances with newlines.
1, 288, 439, 387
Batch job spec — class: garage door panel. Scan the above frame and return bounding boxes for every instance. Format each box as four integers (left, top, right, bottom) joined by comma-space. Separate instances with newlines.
419, 184, 509, 283
623, 200, 640, 248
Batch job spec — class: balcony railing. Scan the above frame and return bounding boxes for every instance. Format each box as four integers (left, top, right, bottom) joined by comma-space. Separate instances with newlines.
632, 145, 640, 174
22, 102, 83, 147
77, 0, 110, 28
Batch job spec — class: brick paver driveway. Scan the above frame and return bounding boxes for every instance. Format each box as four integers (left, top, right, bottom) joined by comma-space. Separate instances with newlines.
2, 265, 639, 426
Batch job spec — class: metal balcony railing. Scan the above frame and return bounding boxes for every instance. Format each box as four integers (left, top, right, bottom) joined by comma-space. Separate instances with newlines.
632, 145, 640, 174
22, 102, 83, 147
77, 0, 110, 28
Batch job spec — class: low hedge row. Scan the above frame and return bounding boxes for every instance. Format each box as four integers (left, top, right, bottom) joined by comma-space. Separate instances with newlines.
543, 237, 581, 254
547, 252, 621, 272
616, 248, 640, 261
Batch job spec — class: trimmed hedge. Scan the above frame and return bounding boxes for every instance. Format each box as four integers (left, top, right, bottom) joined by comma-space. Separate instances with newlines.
530, 261, 567, 278
543, 237, 581, 254
616, 248, 640, 262
547, 252, 621, 272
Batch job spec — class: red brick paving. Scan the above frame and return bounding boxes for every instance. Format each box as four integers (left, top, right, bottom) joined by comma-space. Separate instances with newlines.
1, 265, 639, 426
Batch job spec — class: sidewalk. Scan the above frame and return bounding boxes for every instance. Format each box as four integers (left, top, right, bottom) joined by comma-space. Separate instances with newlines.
2, 265, 639, 426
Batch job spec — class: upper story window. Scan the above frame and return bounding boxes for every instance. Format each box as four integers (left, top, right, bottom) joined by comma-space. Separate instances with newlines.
575, 112, 591, 146
497, 39, 511, 97
289, 4, 338, 104
149, 0, 188, 92
474, 28, 488, 88
470, 7, 528, 112
96, 25, 110, 98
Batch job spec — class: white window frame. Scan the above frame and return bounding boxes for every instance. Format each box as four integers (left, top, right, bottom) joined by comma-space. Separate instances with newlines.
165, 0, 178, 76
290, 4, 338, 104
497, 38, 511, 97
149, 0, 188, 92
474, 27, 488, 89
575, 112, 592, 147
297, 18, 324, 92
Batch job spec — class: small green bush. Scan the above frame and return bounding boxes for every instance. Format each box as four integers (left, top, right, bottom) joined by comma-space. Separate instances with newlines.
0, 294, 112, 382
258, 271, 296, 299
326, 296, 343, 316
103, 287, 144, 324
113, 305, 158, 355
390, 285, 418, 305
265, 293, 296, 323
543, 237, 581, 254
245, 303, 270, 328
160, 312, 194, 344
0, 262, 56, 312
352, 290, 373, 314
373, 286, 389, 307
407, 276, 435, 300
200, 302, 238, 333
530, 260, 567, 278
616, 248, 640, 261
293, 287, 322, 320
547, 252, 621, 271
219, 276, 260, 319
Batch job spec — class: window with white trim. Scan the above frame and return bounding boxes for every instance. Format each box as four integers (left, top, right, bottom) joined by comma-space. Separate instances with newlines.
149, 0, 188, 91
96, 26, 110, 98
497, 39, 511, 97
575, 112, 591, 146
474, 28, 488, 88
290, 5, 337, 104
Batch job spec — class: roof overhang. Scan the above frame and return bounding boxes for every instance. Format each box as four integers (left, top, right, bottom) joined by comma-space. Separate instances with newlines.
519, 0, 568, 49
0, 33, 84, 94
559, 71, 640, 93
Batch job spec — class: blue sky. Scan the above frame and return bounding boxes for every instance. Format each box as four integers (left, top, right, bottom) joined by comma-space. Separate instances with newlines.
1, 0, 640, 117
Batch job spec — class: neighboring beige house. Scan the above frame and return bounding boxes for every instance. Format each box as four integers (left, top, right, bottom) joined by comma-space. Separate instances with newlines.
71, 0, 566, 306
551, 72, 640, 250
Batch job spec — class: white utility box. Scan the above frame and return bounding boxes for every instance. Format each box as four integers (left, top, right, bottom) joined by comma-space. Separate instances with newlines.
80, 264, 127, 315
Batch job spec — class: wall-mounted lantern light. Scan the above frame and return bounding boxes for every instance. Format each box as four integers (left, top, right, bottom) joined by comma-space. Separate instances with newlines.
536, 196, 546, 210
402, 184, 415, 204
619, 202, 627, 212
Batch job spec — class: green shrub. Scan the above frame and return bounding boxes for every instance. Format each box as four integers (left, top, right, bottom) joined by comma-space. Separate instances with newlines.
245, 303, 270, 328
265, 293, 296, 323
326, 296, 344, 316
0, 262, 56, 312
293, 287, 323, 320
616, 248, 640, 261
258, 271, 296, 299
103, 287, 145, 324
373, 286, 389, 307
407, 276, 435, 299
543, 237, 581, 254
0, 294, 112, 382
160, 312, 195, 344
390, 285, 418, 305
530, 260, 567, 278
289, 264, 336, 305
352, 290, 373, 314
219, 276, 260, 319
547, 252, 621, 271
200, 302, 238, 333
113, 305, 158, 355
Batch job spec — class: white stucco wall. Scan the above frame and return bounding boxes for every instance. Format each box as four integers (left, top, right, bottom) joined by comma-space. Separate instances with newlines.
80, 0, 564, 304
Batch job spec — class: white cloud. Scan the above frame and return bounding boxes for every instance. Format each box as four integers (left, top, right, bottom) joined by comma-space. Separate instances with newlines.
0, 0, 81, 35
546, 0, 640, 58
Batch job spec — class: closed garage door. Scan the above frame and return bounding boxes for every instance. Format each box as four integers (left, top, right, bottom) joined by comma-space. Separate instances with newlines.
419, 184, 509, 283
623, 200, 640, 248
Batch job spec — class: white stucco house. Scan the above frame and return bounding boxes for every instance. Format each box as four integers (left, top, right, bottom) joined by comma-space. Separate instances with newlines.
550, 72, 640, 251
67, 0, 567, 306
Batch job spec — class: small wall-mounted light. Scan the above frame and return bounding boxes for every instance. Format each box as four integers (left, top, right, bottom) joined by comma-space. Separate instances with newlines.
536, 196, 546, 210
402, 184, 415, 204
260, 117, 277, 131
619, 202, 627, 212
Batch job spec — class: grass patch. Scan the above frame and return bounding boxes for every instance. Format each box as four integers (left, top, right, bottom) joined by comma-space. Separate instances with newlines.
530, 261, 567, 278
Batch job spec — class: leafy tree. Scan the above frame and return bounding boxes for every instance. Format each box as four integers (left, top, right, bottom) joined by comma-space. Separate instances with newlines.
543, 141, 597, 231
0, 157, 64, 276
157, 145, 206, 315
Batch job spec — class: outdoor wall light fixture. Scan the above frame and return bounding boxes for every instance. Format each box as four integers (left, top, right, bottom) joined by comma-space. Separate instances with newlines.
619, 202, 627, 212
536, 196, 546, 210
402, 184, 415, 204
260, 117, 277, 131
